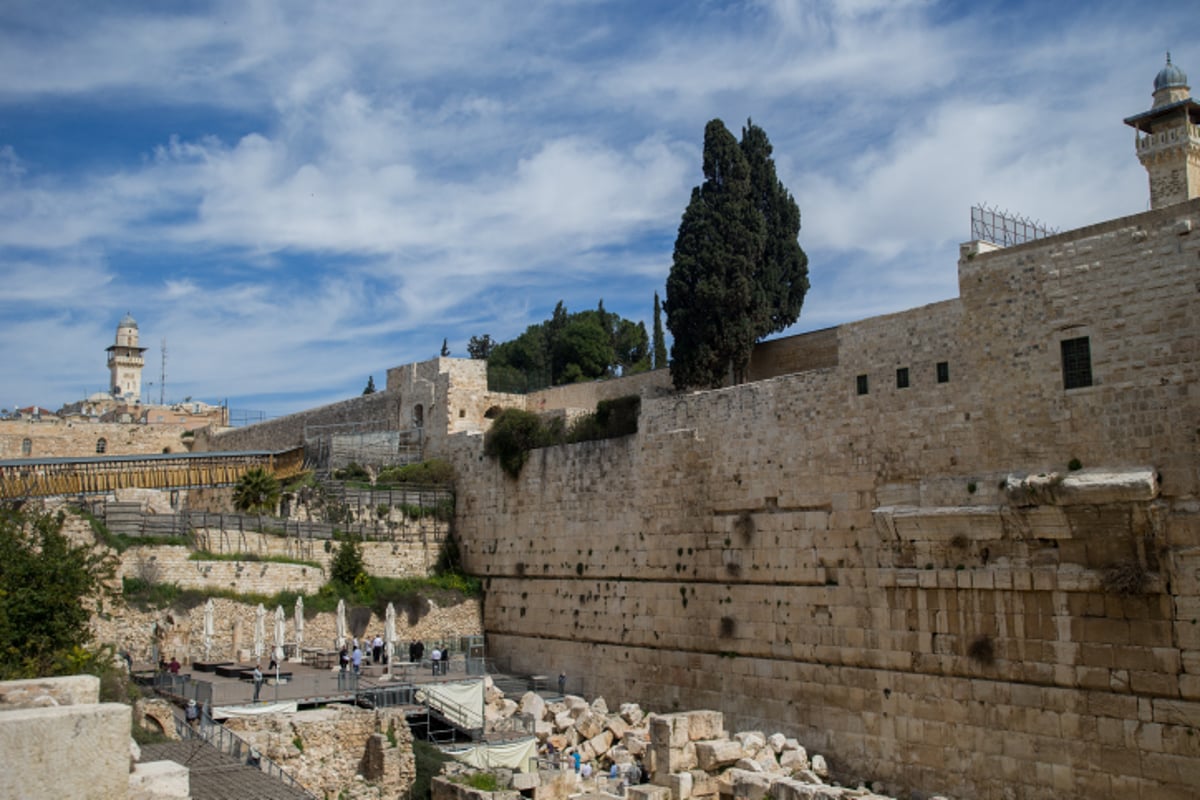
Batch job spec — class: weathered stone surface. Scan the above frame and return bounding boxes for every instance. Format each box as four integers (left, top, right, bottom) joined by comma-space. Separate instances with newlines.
767, 733, 787, 754
606, 714, 630, 741
651, 714, 690, 749
670, 770, 694, 799
779, 747, 809, 772
735, 731, 766, 756
575, 707, 604, 739
696, 739, 744, 771
519, 690, 546, 720
811, 755, 829, 780
729, 769, 773, 800
128, 760, 189, 800
686, 710, 725, 741
770, 777, 844, 800
627, 784, 671, 800
736, 757, 765, 773
620, 702, 646, 725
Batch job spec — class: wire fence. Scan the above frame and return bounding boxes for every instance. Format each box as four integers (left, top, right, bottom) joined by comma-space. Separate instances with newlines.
970, 204, 1057, 247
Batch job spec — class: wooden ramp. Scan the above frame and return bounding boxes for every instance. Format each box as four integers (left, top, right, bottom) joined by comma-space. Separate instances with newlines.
0, 447, 306, 500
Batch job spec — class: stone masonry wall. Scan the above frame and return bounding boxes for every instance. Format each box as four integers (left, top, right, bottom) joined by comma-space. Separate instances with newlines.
451, 199, 1200, 800
193, 390, 403, 453
0, 418, 192, 459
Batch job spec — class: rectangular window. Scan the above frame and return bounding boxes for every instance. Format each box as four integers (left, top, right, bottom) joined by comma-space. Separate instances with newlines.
896, 367, 910, 389
936, 361, 949, 383
856, 374, 869, 395
1061, 337, 1093, 389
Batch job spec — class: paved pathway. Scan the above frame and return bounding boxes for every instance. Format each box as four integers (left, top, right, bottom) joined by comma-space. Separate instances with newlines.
140, 740, 313, 800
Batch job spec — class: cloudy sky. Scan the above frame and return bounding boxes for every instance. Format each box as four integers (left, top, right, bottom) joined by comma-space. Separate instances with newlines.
0, 0, 1193, 419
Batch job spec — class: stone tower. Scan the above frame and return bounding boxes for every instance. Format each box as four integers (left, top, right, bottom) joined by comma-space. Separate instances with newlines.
106, 312, 146, 403
1124, 54, 1200, 209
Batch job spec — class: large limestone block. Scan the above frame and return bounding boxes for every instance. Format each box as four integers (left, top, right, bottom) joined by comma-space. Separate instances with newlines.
0, 702, 130, 800
627, 785, 671, 800
591, 696, 609, 715
565, 695, 589, 717
696, 739, 744, 771
670, 770, 694, 799
651, 743, 697, 780
730, 769, 773, 800
734, 731, 766, 756
0, 673, 100, 708
620, 703, 646, 725
554, 710, 575, 732
585, 730, 614, 761
769, 777, 844, 800
779, 747, 809, 772
607, 714, 630, 741
128, 760, 190, 800
767, 733, 787, 754
511, 772, 540, 791
520, 691, 546, 721
575, 708, 605, 740
686, 710, 725, 741
651, 714, 690, 748
624, 729, 648, 756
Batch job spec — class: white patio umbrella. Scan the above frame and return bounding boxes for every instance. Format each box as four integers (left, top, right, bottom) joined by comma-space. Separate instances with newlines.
203, 598, 215, 661
294, 597, 304, 663
254, 604, 265, 662
273, 605, 286, 666
335, 598, 347, 650
385, 602, 396, 677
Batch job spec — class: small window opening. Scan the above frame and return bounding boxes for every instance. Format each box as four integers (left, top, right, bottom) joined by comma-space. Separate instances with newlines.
856, 375, 869, 395
896, 367, 910, 389
22, 438, 32, 456
1061, 337, 1093, 389
936, 361, 949, 383
96, 438, 107, 454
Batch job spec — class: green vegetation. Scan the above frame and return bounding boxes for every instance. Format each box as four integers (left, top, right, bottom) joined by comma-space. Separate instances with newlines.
483, 397, 640, 478
376, 459, 455, 486
453, 773, 500, 791
232, 467, 281, 514
482, 299, 650, 393
412, 739, 454, 800
330, 534, 367, 587
666, 119, 808, 389
332, 463, 371, 483
0, 507, 117, 679
186, 550, 322, 569
652, 290, 667, 370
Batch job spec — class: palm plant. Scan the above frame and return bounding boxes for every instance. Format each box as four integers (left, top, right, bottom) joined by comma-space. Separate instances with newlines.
232, 467, 281, 514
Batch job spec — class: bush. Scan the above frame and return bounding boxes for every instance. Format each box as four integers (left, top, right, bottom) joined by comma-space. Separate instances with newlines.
333, 463, 370, 482
376, 459, 456, 486
484, 409, 551, 478
412, 740, 454, 800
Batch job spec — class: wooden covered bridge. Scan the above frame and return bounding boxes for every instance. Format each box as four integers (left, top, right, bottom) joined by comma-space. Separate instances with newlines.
0, 447, 306, 501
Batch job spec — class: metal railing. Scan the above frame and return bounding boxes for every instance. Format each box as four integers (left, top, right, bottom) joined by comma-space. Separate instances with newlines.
172, 707, 315, 797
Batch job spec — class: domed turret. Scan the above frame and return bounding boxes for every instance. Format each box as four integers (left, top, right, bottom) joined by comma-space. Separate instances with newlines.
118, 312, 139, 330
1124, 54, 1200, 209
1152, 53, 1191, 108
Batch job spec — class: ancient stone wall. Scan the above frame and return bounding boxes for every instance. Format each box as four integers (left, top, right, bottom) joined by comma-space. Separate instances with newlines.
119, 545, 327, 596
451, 199, 1200, 799
0, 418, 192, 459
192, 390, 403, 453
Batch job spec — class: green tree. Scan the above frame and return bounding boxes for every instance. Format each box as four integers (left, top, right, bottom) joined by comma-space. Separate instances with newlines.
483, 409, 551, 478
0, 508, 117, 679
232, 467, 281, 514
652, 291, 667, 370
554, 313, 614, 383
440, 338, 450, 357
330, 534, 366, 587
467, 334, 494, 360
363, 375, 376, 395
741, 119, 809, 336
666, 119, 765, 389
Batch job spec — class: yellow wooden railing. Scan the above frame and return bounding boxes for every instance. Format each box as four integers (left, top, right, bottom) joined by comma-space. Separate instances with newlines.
0, 447, 306, 500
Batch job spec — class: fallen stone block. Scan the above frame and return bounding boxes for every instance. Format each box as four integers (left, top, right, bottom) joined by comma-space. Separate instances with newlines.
730, 770, 773, 800
695, 739, 743, 771
686, 710, 725, 741
671, 771, 694, 800
736, 757, 764, 773
620, 703, 646, 725
767, 733, 787, 754
734, 731, 766, 756
627, 785, 670, 800
779, 747, 809, 772
651, 714, 690, 749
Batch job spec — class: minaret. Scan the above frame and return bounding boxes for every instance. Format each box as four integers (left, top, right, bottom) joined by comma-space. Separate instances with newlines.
106, 312, 147, 403
1124, 54, 1200, 209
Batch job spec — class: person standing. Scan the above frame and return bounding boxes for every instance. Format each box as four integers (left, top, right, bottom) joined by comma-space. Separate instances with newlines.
185, 699, 199, 729
252, 665, 263, 702
558, 672, 566, 695
352, 644, 363, 675
372, 634, 383, 664
430, 647, 441, 676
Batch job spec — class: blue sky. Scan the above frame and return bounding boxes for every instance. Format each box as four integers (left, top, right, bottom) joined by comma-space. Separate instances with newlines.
0, 0, 1194, 419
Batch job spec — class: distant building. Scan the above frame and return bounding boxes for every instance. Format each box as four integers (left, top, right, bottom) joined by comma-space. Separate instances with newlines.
105, 312, 146, 404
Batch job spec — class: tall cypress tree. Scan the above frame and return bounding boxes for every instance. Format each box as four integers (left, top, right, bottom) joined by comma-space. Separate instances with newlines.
741, 120, 808, 336
652, 292, 667, 370
666, 119, 765, 389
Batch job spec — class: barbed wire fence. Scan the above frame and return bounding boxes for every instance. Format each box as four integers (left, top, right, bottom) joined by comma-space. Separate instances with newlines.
971, 204, 1057, 248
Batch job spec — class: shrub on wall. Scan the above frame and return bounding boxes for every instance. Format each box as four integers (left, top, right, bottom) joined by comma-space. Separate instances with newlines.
485, 397, 641, 477
376, 459, 456, 486
484, 409, 552, 478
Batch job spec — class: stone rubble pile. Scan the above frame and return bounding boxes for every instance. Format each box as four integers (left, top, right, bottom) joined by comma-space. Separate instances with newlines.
482, 681, 947, 800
